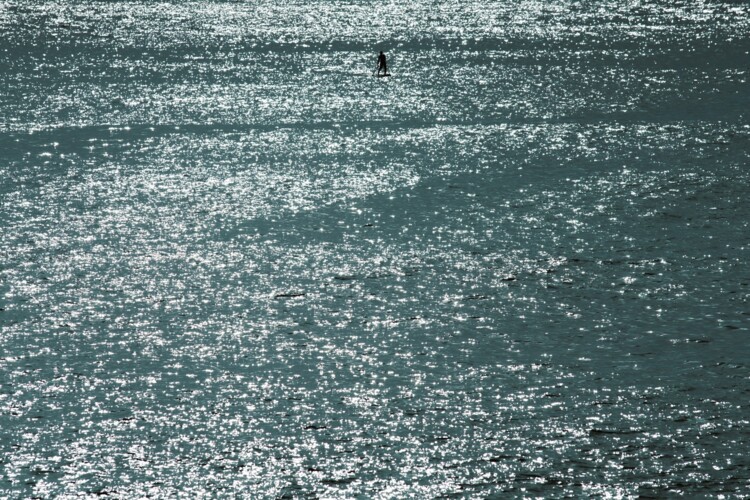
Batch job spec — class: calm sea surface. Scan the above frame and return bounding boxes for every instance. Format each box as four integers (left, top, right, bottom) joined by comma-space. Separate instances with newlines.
1, 0, 749, 497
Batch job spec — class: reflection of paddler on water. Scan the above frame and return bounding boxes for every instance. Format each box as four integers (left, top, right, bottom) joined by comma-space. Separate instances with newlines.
375, 50, 389, 77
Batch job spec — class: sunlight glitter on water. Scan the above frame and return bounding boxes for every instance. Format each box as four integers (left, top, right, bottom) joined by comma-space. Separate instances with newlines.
2, 0, 750, 497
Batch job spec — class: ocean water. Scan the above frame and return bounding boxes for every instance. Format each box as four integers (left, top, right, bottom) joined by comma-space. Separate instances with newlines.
1, 0, 749, 497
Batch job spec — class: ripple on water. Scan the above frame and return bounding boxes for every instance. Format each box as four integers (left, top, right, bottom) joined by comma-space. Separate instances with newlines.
2, 0, 750, 497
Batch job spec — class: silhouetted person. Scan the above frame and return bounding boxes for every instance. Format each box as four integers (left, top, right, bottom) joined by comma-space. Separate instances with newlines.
377, 51, 388, 76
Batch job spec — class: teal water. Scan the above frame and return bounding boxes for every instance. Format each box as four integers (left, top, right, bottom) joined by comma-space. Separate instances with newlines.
1, 1, 749, 497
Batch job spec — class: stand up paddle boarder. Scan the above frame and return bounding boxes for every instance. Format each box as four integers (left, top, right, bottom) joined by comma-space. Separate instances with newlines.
376, 51, 388, 76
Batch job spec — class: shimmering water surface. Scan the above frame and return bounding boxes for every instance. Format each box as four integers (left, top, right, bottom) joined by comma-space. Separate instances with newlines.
2, 0, 749, 497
